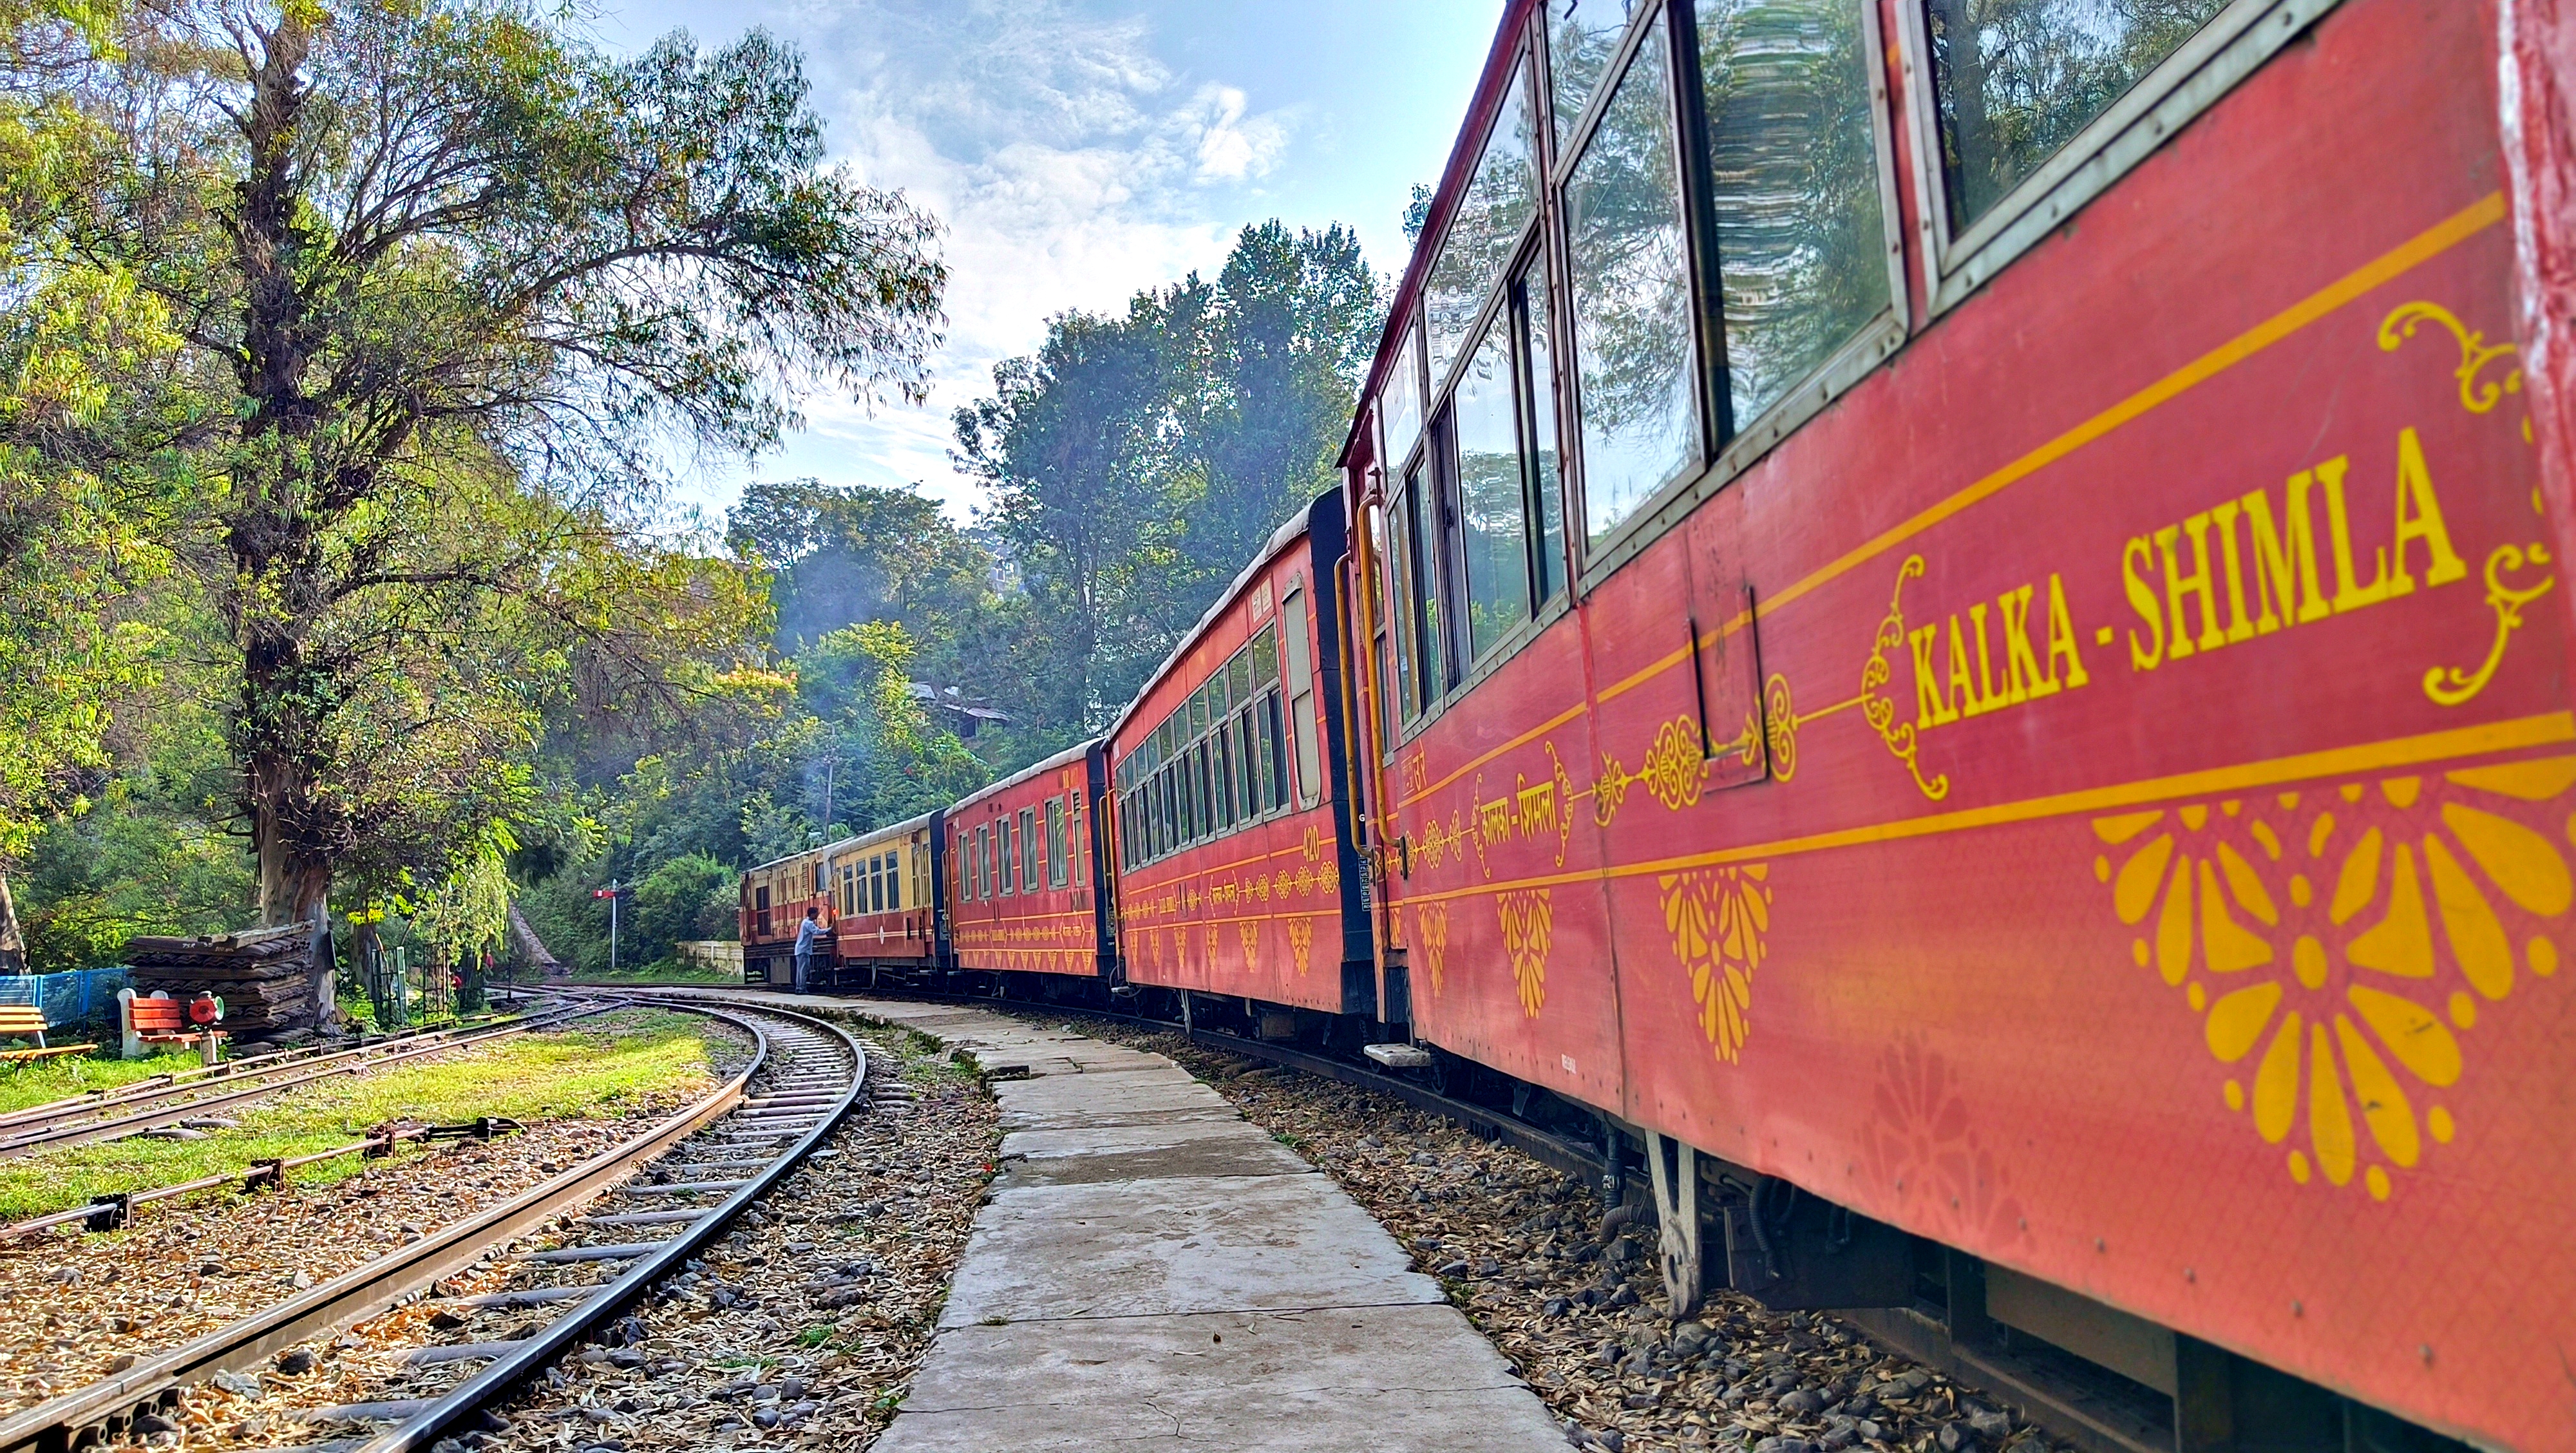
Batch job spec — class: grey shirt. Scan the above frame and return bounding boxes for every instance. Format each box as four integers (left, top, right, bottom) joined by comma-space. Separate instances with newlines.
794, 917, 820, 956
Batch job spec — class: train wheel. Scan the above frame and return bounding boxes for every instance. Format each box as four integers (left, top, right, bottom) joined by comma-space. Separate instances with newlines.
1425, 1047, 1459, 1099
1647, 1134, 1707, 1317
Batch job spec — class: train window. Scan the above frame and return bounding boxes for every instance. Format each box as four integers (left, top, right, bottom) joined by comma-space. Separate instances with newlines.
1282, 582, 1323, 810
1235, 712, 1260, 817
970, 826, 985, 899
1213, 730, 1238, 829
1455, 312, 1533, 663
1263, 694, 1289, 808
887, 851, 902, 911
1549, 0, 1635, 152
990, 821, 1006, 898
755, 884, 770, 936
1400, 466, 1444, 713
1177, 745, 1197, 842
1209, 668, 1230, 719
1383, 323, 1425, 475
1385, 480, 1422, 721
1426, 58, 1539, 388
1924, 0, 2226, 234
1565, 12, 1701, 548
1227, 652, 1253, 711
1520, 264, 1567, 605
1251, 624, 1277, 683
1694, 0, 1891, 430
1018, 808, 1037, 893
1046, 798, 1070, 889
1198, 743, 1218, 840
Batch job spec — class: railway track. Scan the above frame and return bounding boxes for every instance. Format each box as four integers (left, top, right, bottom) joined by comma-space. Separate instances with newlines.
594, 980, 1610, 1190
0, 998, 615, 1161
0, 996, 867, 1453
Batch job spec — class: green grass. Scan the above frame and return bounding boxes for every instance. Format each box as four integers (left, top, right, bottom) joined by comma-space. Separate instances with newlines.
0, 1050, 210, 1117
0, 1008, 730, 1220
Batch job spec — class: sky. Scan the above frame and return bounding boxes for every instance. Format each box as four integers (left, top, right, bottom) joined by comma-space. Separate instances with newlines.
589, 0, 1501, 524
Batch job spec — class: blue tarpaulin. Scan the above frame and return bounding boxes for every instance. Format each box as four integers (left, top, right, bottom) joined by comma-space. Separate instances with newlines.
0, 968, 132, 1032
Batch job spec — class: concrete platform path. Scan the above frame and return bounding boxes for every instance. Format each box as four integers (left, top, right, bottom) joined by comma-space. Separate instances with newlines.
620, 985, 1568, 1452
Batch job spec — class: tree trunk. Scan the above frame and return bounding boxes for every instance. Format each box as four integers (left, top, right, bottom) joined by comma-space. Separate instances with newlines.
229, 10, 341, 1038
0, 873, 23, 976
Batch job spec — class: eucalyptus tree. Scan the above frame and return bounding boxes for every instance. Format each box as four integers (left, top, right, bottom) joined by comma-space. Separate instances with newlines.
53, 0, 946, 985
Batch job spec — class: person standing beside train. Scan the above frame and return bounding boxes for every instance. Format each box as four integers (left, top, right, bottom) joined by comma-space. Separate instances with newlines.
793, 907, 820, 993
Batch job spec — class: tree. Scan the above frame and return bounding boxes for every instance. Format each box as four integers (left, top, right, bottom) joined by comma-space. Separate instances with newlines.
954, 299, 1195, 730
1185, 221, 1380, 576
0, 0, 205, 967
51, 0, 946, 994
953, 222, 1380, 734
725, 477, 1003, 688
795, 620, 986, 831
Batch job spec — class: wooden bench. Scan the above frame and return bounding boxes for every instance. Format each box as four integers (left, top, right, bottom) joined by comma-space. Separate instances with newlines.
0, 1004, 94, 1064
117, 989, 227, 1063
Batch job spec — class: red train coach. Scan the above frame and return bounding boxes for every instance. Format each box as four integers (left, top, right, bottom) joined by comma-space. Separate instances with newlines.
1335, 1, 2575, 1450
1106, 497, 1377, 1018
945, 741, 1114, 982
739, 844, 835, 987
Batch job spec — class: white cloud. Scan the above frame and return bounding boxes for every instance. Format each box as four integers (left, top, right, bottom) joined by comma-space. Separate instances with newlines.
1188, 84, 1288, 183
665, 0, 1298, 522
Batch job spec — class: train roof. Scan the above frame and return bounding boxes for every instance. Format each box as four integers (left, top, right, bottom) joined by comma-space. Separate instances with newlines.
1103, 497, 1318, 750
742, 808, 936, 875
947, 738, 1097, 817
834, 809, 936, 851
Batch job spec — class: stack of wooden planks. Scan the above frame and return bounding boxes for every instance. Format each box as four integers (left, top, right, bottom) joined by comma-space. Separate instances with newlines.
123, 923, 317, 1041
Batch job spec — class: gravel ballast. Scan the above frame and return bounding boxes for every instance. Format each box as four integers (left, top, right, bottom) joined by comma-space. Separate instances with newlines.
142, 1018, 999, 1452
0, 1015, 750, 1421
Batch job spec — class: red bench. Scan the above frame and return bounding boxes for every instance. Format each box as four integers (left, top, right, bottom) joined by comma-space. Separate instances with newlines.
118, 989, 227, 1063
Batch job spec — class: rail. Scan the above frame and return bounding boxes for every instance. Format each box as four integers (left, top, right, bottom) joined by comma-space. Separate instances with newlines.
0, 998, 863, 1453
0, 998, 612, 1159
355, 996, 867, 1452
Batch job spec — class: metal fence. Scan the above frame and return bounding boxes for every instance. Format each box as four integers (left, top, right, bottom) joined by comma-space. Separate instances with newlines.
0, 968, 133, 1030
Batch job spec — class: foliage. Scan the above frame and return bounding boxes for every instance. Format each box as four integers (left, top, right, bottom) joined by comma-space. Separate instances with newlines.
0, 0, 201, 916
627, 850, 735, 965
48, 0, 947, 935
954, 221, 1381, 732
0, 0, 1396, 982
14, 700, 253, 970
411, 822, 518, 971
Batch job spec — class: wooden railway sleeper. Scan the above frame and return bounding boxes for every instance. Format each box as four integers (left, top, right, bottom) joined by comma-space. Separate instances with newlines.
417, 1116, 526, 1143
